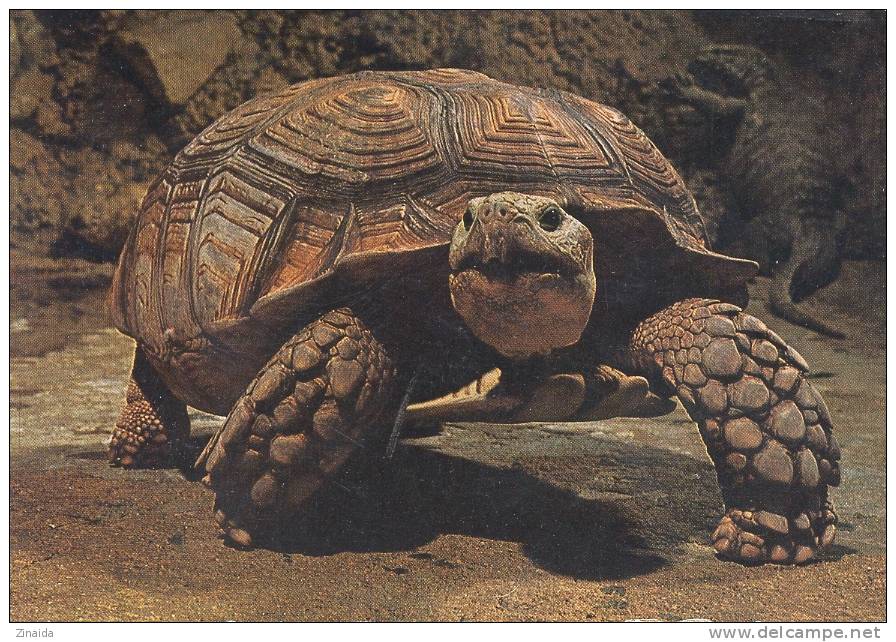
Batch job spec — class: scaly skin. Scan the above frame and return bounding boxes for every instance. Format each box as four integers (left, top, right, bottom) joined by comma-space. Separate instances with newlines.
628, 298, 840, 564
196, 308, 397, 548
108, 348, 190, 468
660, 46, 848, 337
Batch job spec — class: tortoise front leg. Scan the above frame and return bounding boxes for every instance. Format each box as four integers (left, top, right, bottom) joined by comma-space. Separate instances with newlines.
628, 298, 840, 565
196, 308, 397, 548
108, 348, 190, 468
659, 72, 748, 118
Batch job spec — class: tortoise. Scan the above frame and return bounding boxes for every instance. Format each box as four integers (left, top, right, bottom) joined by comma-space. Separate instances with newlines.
108, 68, 840, 565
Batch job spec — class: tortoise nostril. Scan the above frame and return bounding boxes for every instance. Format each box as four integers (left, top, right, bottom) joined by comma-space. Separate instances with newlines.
499, 207, 509, 218
462, 207, 475, 230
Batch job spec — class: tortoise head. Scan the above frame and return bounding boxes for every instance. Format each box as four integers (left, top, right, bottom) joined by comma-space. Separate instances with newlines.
448, 192, 596, 359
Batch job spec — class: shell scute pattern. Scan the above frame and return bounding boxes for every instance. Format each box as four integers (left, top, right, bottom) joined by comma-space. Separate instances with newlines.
113, 69, 739, 354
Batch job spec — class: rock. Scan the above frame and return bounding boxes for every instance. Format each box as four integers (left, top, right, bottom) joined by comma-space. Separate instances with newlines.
219, 401, 254, 451
251, 415, 274, 438
312, 401, 345, 442
108, 11, 242, 107
312, 323, 342, 349
828, 434, 841, 460
226, 527, 253, 548
821, 524, 836, 547
769, 544, 791, 563
336, 337, 361, 360
734, 314, 768, 335
793, 379, 818, 410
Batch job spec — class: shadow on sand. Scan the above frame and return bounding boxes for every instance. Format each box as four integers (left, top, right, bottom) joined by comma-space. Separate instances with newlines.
197, 442, 673, 581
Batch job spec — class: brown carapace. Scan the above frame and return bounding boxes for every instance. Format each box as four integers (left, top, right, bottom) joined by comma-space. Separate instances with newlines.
108, 69, 839, 566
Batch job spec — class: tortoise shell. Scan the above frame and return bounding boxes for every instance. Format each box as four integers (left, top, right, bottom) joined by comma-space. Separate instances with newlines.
110, 68, 756, 358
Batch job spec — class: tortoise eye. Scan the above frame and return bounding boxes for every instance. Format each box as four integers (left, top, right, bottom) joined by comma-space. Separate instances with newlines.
462, 207, 474, 230
538, 207, 563, 232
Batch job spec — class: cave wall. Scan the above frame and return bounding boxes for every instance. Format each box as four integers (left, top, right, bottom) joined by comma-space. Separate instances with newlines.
9, 9, 885, 262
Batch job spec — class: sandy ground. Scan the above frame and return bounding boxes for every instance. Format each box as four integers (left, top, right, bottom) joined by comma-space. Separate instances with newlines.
10, 257, 886, 622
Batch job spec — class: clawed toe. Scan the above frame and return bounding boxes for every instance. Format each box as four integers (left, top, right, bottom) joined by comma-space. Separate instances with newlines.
108, 428, 171, 468
711, 507, 837, 565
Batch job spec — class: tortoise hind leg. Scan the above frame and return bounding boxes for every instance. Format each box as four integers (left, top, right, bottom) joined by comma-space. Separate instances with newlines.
108, 348, 190, 468
197, 308, 397, 548
628, 298, 840, 565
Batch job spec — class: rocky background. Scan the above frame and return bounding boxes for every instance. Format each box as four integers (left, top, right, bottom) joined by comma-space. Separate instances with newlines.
9, 9, 886, 264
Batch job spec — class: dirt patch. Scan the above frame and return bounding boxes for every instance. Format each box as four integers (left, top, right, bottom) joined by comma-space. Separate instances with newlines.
9, 256, 886, 621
